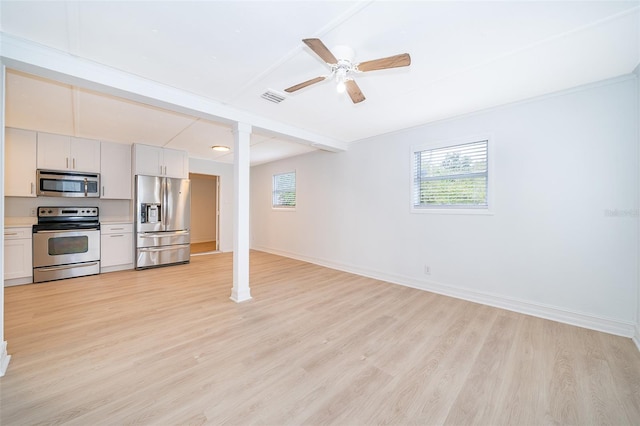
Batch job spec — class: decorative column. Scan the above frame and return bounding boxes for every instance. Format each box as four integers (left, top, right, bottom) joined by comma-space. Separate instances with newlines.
230, 122, 252, 303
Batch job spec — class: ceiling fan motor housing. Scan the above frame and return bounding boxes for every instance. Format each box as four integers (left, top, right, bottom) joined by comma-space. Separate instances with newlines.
332, 45, 355, 63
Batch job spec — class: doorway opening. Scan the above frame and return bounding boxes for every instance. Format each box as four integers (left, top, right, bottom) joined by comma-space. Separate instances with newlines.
189, 173, 219, 255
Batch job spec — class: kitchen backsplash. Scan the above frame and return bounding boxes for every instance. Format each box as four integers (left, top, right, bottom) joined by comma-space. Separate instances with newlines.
4, 197, 132, 221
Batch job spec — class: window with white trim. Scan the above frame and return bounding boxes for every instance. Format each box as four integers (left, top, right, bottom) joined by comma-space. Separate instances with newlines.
272, 171, 296, 208
412, 140, 489, 209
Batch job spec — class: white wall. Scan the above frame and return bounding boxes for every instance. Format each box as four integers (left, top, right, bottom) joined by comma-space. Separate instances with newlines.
636, 65, 640, 350
251, 75, 639, 336
189, 158, 233, 252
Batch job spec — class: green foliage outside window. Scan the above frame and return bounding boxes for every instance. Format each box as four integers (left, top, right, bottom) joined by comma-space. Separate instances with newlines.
273, 172, 296, 208
414, 141, 488, 208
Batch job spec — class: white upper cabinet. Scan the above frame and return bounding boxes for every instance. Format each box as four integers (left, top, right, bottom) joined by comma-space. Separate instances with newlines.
100, 141, 132, 199
133, 143, 163, 176
133, 144, 188, 179
37, 132, 101, 173
5, 128, 37, 197
72, 137, 101, 172
163, 147, 189, 179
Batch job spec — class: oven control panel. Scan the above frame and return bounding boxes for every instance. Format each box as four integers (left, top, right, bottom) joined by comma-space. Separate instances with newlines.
38, 207, 99, 218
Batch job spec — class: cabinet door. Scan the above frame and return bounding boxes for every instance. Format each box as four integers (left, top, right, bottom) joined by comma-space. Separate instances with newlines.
71, 137, 101, 173
5, 128, 37, 197
37, 132, 71, 170
101, 141, 132, 199
4, 238, 33, 280
134, 144, 163, 176
163, 147, 189, 178
101, 233, 133, 267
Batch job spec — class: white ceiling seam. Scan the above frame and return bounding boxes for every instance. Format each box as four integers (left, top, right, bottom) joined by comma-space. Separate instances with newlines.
0, 32, 348, 152
71, 86, 80, 137
164, 117, 202, 148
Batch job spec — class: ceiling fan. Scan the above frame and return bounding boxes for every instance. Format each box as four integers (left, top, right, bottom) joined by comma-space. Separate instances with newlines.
285, 38, 411, 104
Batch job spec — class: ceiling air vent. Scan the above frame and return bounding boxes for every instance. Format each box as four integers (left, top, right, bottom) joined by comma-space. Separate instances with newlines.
261, 89, 287, 104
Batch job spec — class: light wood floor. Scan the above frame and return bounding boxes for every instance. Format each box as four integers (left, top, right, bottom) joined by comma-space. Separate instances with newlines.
1, 251, 639, 425
191, 240, 217, 254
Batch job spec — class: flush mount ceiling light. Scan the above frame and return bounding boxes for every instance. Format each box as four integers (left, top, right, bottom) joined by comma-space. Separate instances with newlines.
211, 145, 230, 152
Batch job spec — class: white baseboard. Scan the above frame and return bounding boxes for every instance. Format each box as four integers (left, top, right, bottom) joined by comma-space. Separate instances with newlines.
0, 341, 11, 377
4, 276, 33, 287
100, 264, 134, 274
253, 245, 636, 338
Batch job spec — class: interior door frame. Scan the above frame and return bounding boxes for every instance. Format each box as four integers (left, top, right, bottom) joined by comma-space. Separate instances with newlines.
189, 172, 219, 253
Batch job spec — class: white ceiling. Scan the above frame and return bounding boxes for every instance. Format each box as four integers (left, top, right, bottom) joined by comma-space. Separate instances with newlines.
1, 1, 638, 165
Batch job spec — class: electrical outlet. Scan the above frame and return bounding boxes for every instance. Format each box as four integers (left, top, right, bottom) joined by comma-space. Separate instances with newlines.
424, 265, 431, 275
30, 208, 37, 217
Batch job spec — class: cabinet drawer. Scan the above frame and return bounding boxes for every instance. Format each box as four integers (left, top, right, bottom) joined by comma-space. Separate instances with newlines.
101, 223, 133, 234
4, 227, 32, 240
101, 233, 133, 268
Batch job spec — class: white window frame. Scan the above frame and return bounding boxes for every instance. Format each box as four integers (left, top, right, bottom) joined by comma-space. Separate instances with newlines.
410, 135, 494, 215
272, 170, 296, 210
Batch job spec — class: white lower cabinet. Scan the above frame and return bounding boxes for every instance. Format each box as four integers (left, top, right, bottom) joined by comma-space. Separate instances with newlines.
101, 223, 134, 272
4, 227, 33, 286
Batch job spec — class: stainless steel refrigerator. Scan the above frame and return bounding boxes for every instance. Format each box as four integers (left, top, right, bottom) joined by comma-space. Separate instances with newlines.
135, 175, 191, 269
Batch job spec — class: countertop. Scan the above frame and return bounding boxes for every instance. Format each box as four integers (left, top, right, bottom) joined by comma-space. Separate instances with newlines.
5, 217, 36, 227
100, 218, 134, 224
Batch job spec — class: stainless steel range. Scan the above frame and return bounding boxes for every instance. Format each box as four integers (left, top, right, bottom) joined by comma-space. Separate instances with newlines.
32, 206, 101, 283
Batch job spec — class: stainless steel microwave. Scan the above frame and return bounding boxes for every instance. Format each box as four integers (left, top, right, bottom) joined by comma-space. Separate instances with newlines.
36, 170, 100, 198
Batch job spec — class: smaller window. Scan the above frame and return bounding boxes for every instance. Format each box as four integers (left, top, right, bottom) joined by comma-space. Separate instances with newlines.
272, 171, 296, 208
412, 139, 489, 210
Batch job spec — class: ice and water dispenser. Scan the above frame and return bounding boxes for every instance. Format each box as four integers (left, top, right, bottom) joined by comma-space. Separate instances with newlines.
140, 203, 161, 224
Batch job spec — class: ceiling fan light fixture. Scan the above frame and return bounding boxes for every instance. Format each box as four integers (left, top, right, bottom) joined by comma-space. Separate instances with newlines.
211, 145, 230, 152
335, 68, 347, 93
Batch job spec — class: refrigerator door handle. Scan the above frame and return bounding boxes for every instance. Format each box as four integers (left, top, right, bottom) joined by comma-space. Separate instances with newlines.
138, 244, 190, 252
140, 230, 189, 238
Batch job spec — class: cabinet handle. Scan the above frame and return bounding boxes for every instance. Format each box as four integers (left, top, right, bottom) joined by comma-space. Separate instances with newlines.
102, 186, 105, 196
73, 158, 76, 169
66, 157, 69, 168
164, 165, 167, 175
109, 234, 124, 238
4, 232, 18, 236
160, 165, 163, 175
31, 182, 35, 194
110, 228, 124, 231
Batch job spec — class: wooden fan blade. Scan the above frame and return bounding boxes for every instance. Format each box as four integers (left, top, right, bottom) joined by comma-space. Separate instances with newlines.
284, 76, 326, 93
303, 38, 338, 65
357, 53, 411, 72
345, 79, 365, 104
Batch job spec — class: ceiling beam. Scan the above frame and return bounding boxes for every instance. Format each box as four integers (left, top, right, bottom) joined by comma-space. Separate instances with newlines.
0, 33, 348, 153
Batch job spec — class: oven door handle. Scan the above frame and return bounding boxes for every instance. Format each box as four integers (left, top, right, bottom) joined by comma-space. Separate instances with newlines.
36, 262, 99, 272
35, 228, 100, 234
